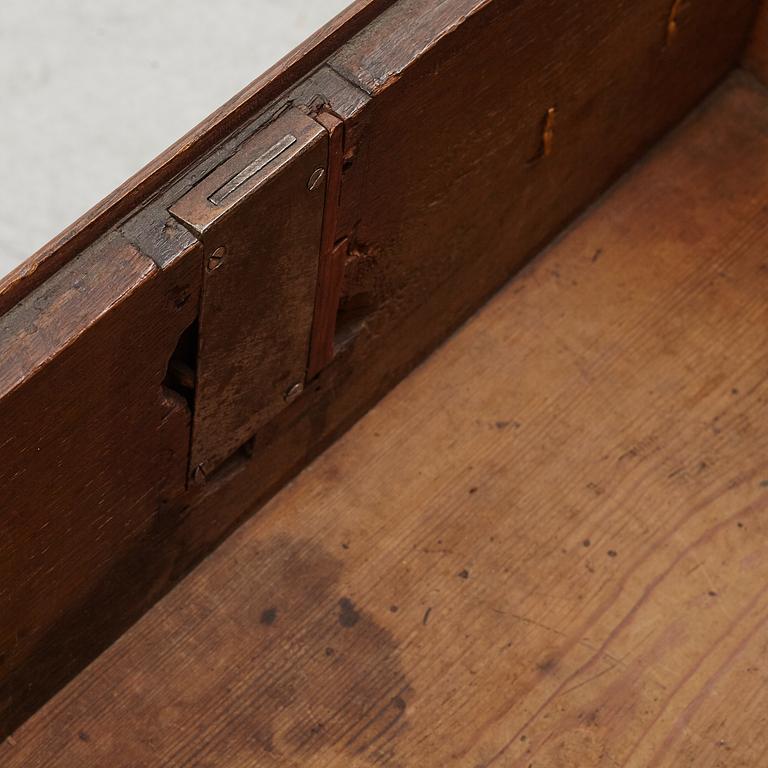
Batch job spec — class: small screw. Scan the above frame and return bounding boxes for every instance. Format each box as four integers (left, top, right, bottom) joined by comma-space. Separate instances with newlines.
284, 382, 304, 403
308, 168, 326, 191
207, 246, 226, 271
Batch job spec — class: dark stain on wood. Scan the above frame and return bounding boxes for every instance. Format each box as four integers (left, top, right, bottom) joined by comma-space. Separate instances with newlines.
236, 537, 410, 764
537, 656, 559, 675
260, 607, 278, 626
6, 535, 412, 764
338, 597, 362, 628
249, 538, 410, 766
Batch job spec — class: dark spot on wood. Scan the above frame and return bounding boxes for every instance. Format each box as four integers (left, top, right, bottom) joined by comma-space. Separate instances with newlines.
537, 656, 557, 673
423, 607, 432, 626
618, 447, 638, 462
390, 605, 399, 613
737, 522, 745, 529
78, 730, 90, 742
584, 708, 600, 726
607, 549, 618, 558
760, 480, 768, 488
731, 387, 739, 395
338, 597, 361, 628
341, 542, 350, 550
226, 537, 410, 763
458, 569, 470, 579
260, 607, 278, 626
591, 247, 603, 263
708, 590, 718, 597
168, 287, 192, 310
469, 486, 479, 495
587, 482, 604, 496
582, 539, 591, 547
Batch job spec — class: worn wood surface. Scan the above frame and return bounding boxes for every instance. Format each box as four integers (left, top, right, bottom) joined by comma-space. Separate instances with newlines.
5, 72, 768, 767
327, 0, 757, 326
0, 0, 396, 317
170, 109, 328, 477
0, 0, 760, 741
0, 235, 201, 735
745, 0, 768, 84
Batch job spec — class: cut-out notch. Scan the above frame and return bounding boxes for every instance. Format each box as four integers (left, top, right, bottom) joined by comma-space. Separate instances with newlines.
163, 319, 198, 413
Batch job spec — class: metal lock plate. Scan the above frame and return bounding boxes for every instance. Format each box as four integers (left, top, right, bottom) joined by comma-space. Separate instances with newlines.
170, 107, 328, 478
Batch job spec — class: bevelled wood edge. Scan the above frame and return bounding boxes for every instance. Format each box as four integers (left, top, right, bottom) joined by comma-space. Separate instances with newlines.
0, 233, 156, 399
0, 0, 398, 318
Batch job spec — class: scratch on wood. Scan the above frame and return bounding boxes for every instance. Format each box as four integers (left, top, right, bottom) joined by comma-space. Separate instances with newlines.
542, 106, 556, 158
666, 0, 687, 46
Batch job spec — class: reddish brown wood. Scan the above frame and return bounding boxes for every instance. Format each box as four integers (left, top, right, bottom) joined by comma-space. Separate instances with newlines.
308, 109, 346, 378
5, 73, 768, 766
0, 0, 398, 318
745, 0, 768, 83
0, 0, 760, 741
0, 233, 201, 735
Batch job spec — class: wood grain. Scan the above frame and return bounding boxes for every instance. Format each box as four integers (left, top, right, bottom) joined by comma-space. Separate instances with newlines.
170, 109, 328, 477
4, 72, 768, 767
0, 0, 396, 317
0, 233, 201, 735
745, 0, 768, 84
0, 0, 760, 742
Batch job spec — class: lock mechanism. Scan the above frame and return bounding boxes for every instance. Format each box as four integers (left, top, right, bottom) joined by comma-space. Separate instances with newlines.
170, 107, 329, 480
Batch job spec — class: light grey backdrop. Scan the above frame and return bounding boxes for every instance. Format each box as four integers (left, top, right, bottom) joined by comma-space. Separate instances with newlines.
0, 0, 350, 277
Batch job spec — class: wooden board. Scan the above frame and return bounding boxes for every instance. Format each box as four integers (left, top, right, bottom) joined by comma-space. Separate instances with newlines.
0, 0, 759, 739
5, 72, 768, 767
0, 0, 397, 317
745, 0, 768, 83
0, 235, 200, 735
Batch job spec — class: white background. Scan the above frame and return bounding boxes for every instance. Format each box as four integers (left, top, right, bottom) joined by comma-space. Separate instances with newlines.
0, 0, 351, 277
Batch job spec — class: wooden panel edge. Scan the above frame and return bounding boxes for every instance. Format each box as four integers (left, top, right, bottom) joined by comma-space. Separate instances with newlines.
0, 0, 398, 317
